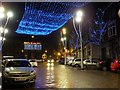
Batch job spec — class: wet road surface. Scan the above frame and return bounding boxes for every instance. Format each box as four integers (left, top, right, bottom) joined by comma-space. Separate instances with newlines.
2, 62, 120, 89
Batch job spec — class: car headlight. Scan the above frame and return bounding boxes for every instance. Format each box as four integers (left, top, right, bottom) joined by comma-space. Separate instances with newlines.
4, 71, 9, 77
51, 60, 54, 63
47, 60, 50, 63
30, 70, 36, 76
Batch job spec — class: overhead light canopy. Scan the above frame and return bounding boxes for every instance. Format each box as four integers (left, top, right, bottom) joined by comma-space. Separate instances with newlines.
16, 2, 88, 35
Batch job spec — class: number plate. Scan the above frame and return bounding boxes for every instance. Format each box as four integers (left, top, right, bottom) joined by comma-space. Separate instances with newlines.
15, 78, 26, 81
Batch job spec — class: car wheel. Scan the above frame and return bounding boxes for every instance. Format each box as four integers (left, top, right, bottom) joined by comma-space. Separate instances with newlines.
102, 66, 107, 71
75, 64, 79, 67
116, 68, 120, 73
83, 65, 87, 68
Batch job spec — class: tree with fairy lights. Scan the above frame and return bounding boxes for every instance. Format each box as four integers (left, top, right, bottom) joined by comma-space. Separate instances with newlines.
89, 3, 113, 45
69, 3, 113, 58
69, 30, 79, 51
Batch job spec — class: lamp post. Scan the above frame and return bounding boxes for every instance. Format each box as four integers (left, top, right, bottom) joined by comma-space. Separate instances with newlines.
118, 9, 120, 18
73, 10, 83, 69
61, 28, 67, 65
0, 4, 13, 60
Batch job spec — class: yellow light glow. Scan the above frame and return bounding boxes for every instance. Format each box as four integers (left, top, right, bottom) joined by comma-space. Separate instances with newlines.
47, 60, 50, 63
51, 63, 54, 66
31, 36, 34, 38
62, 28, 66, 34
0, 7, 4, 12
47, 66, 54, 70
7, 11, 13, 18
45, 50, 47, 53
58, 52, 61, 56
22, 50, 24, 52
61, 38, 64, 41
47, 67, 50, 70
50, 67, 54, 70
65, 49, 68, 52
47, 63, 50, 67
51, 59, 54, 62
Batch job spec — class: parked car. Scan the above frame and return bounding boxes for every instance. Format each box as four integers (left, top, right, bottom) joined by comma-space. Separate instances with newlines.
66, 56, 74, 65
36, 59, 43, 63
2, 56, 14, 66
97, 58, 113, 71
2, 59, 36, 84
110, 59, 120, 73
29, 59, 38, 67
67, 59, 74, 66
72, 58, 81, 67
83, 59, 98, 68
59, 58, 65, 64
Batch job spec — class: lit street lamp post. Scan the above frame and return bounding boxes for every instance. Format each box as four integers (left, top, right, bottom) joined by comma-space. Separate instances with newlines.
64, 37, 67, 65
73, 10, 84, 69
0, 4, 13, 60
118, 9, 120, 18
61, 28, 67, 65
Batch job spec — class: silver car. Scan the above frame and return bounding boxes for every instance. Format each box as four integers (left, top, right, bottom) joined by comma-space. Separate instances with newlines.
72, 58, 81, 67
83, 59, 98, 68
29, 59, 38, 67
2, 59, 36, 84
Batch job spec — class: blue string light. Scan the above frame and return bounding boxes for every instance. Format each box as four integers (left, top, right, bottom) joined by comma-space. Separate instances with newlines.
16, 2, 88, 35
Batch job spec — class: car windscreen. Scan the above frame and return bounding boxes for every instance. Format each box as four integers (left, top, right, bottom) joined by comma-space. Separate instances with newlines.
6, 61, 31, 67
75, 59, 81, 61
29, 60, 36, 62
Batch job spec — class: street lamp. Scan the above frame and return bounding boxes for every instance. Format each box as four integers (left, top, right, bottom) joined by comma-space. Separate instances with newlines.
73, 10, 84, 69
0, 4, 13, 60
62, 28, 66, 34
31, 35, 34, 39
118, 9, 120, 18
61, 28, 67, 65
45, 50, 47, 53
0, 6, 13, 45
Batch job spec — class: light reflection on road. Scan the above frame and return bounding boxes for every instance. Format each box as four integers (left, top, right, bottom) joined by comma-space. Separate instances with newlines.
2, 62, 119, 89
45, 62, 55, 88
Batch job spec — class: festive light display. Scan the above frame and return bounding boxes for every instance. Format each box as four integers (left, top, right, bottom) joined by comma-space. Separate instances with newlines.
16, 2, 88, 35
24, 42, 42, 50
89, 3, 113, 45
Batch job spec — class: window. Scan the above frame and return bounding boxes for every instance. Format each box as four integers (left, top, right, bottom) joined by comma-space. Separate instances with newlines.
86, 60, 90, 63
88, 51, 91, 56
6, 61, 31, 67
108, 21, 117, 37
76, 59, 81, 61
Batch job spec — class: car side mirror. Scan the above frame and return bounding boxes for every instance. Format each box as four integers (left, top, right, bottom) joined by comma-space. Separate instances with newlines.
2, 64, 5, 68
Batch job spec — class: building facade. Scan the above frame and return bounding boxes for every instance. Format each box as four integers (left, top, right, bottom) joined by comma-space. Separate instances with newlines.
101, 3, 120, 59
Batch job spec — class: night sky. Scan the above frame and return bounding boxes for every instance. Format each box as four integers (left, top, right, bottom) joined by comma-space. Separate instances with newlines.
2, 2, 112, 59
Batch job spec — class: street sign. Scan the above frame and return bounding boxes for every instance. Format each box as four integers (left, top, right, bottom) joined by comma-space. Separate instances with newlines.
42, 53, 47, 60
